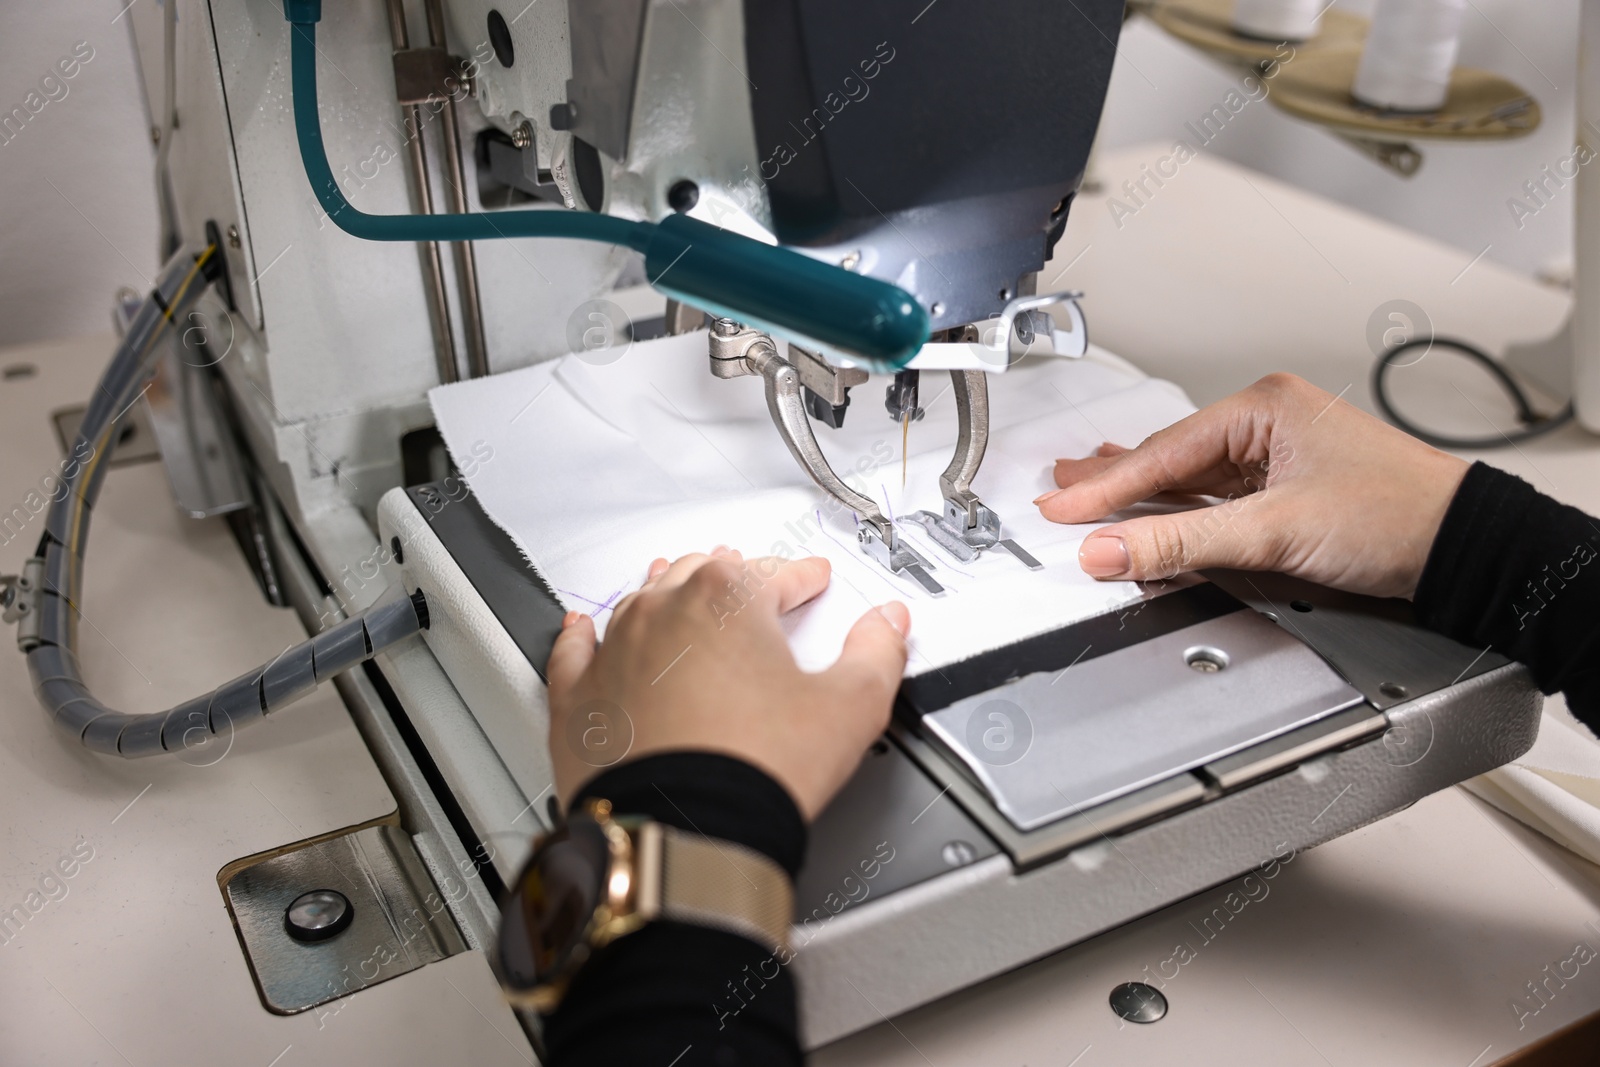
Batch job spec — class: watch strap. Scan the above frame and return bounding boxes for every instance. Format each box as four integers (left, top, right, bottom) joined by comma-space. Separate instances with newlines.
658, 825, 793, 955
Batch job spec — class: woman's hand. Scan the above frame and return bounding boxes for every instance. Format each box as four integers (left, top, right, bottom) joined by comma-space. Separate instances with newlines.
1036, 373, 1470, 599
545, 548, 910, 821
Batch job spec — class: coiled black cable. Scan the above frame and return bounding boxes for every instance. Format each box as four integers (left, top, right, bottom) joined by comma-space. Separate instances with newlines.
1371, 336, 1574, 450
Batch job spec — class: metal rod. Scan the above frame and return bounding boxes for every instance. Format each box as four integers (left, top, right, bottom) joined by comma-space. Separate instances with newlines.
425, 0, 491, 378
387, 0, 460, 385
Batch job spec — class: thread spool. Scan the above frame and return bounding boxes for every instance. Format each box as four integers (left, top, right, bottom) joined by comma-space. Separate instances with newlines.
1231, 0, 1324, 42
1353, 0, 1468, 112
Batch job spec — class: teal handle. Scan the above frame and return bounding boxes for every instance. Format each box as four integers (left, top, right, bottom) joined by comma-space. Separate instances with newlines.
284, 3, 928, 370
643, 216, 928, 370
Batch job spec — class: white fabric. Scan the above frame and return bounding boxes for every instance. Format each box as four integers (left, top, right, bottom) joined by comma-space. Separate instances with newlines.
428, 332, 1196, 676
1465, 709, 1600, 869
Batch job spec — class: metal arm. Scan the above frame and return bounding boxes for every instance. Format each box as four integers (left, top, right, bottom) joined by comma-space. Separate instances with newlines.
709, 323, 944, 596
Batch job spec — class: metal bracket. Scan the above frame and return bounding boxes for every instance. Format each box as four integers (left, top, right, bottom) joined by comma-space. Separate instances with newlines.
221, 822, 468, 1015
391, 47, 470, 105
901, 291, 1088, 370
707, 324, 944, 596
3, 557, 44, 650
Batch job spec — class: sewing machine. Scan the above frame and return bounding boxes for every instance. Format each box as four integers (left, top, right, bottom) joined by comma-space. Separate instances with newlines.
35, 0, 1541, 1050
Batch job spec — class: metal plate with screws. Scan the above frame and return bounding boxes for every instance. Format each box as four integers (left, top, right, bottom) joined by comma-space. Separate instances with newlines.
221, 822, 467, 1015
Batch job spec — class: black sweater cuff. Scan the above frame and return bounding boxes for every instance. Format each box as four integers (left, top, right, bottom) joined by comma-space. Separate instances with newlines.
572, 751, 807, 878
546, 752, 806, 1067
1414, 461, 1600, 722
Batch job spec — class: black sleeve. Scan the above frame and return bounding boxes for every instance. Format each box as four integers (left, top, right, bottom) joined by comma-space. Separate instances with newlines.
1414, 461, 1600, 725
541, 752, 807, 1067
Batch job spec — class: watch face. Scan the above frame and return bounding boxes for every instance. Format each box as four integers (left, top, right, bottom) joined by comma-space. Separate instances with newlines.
496, 814, 610, 994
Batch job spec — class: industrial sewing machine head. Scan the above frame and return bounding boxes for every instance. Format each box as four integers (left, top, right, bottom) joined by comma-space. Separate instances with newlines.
464, 0, 1118, 593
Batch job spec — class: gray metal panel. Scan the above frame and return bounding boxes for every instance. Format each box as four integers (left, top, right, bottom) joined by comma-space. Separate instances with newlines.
1205, 704, 1388, 790
923, 609, 1365, 830
564, 0, 650, 159
794, 662, 1544, 1047
142, 347, 249, 519
796, 739, 999, 923
896, 725, 1211, 871
1204, 568, 1511, 708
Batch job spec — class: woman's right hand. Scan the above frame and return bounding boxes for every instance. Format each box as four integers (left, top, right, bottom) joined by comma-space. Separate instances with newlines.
1035, 373, 1471, 599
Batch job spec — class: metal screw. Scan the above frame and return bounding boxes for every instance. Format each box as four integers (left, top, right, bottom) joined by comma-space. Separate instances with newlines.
1108, 981, 1167, 1023
510, 119, 534, 150
226, 225, 241, 249
840, 250, 861, 271
941, 840, 976, 867
1184, 646, 1228, 673
667, 179, 699, 213
284, 889, 354, 943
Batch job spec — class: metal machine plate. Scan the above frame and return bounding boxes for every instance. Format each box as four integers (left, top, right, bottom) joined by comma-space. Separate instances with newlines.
221, 822, 468, 1015
921, 606, 1366, 830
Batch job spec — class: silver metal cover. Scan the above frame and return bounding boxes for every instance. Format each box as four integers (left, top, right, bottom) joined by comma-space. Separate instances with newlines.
922, 609, 1366, 830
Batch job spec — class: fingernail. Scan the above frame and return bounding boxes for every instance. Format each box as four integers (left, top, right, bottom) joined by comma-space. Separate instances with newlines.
877, 602, 911, 636
711, 544, 729, 555
647, 558, 669, 578
1079, 536, 1129, 578
561, 611, 580, 629
1033, 489, 1063, 505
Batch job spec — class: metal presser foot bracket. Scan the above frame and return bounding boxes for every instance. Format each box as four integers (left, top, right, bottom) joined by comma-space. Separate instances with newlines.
903, 367, 1043, 571
708, 323, 1040, 593
709, 320, 944, 596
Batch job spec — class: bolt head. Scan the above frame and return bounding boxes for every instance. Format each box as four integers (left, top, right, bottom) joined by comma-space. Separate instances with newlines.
284, 889, 354, 943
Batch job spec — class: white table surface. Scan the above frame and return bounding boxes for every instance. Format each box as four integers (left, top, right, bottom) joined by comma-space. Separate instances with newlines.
1, 145, 1596, 1066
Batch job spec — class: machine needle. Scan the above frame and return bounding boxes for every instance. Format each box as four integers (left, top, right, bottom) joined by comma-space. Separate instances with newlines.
901, 411, 909, 487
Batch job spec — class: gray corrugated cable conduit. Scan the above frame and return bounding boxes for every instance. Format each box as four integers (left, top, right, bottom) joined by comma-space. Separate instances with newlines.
12, 244, 428, 758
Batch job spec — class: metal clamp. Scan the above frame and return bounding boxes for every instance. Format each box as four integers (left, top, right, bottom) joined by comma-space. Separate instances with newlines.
708, 324, 945, 596
2, 557, 44, 650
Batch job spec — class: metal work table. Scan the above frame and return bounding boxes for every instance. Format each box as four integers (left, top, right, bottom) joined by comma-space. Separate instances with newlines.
2, 147, 1598, 1064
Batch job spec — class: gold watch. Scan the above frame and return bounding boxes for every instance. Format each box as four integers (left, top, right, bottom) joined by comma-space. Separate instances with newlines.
493, 798, 794, 1012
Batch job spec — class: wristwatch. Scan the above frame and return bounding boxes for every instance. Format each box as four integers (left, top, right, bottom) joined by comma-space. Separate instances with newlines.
494, 797, 795, 1012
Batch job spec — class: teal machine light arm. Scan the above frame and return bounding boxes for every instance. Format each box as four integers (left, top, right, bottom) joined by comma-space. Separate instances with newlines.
283, 1, 928, 369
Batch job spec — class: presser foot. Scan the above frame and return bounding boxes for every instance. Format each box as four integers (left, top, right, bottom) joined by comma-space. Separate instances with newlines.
857, 522, 946, 597
904, 499, 1044, 570
707, 322, 950, 596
